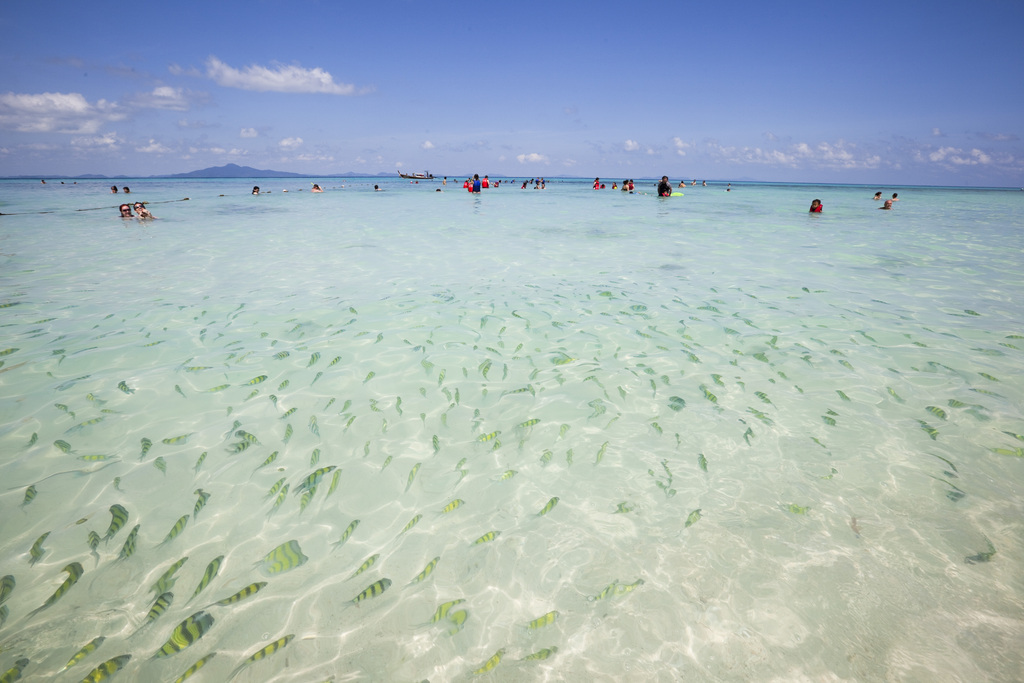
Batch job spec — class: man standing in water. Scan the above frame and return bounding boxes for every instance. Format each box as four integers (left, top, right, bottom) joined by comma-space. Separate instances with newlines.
657, 176, 672, 197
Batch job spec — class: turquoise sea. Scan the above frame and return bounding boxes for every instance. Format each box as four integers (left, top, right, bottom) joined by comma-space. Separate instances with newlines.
1, 177, 1023, 682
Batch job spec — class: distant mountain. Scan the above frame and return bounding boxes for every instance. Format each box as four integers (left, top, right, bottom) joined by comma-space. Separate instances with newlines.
4, 167, 404, 180
167, 163, 306, 178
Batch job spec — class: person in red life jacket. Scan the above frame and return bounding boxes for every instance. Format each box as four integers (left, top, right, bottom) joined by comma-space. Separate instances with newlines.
657, 176, 672, 197
463, 178, 470, 190
593, 177, 600, 190
809, 199, 823, 212
481, 175, 489, 189
628, 179, 635, 192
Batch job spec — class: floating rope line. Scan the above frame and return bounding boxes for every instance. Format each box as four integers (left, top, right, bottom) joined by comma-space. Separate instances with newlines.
0, 197, 191, 216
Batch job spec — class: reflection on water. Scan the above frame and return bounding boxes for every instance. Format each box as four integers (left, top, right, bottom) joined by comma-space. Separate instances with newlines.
0, 179, 1022, 681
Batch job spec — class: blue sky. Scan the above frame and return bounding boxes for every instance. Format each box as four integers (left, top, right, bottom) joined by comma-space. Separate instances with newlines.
2, 1, 1022, 185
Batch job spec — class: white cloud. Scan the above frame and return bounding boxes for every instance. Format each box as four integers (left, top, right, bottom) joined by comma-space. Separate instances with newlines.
240, 127, 258, 138
136, 139, 171, 153
130, 86, 190, 111
295, 153, 334, 162
0, 91, 124, 133
421, 140, 435, 150
672, 137, 691, 156
516, 152, 548, 164
205, 56, 359, 94
930, 146, 991, 165
932, 127, 943, 137
624, 139, 640, 152
279, 137, 303, 150
976, 131, 1018, 142
168, 63, 202, 77
177, 119, 215, 129
70, 132, 121, 149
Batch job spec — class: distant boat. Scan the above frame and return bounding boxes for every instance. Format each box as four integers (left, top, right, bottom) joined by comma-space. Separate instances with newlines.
398, 170, 434, 180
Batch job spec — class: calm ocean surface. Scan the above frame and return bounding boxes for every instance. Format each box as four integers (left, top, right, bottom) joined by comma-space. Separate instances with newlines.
1, 177, 1023, 682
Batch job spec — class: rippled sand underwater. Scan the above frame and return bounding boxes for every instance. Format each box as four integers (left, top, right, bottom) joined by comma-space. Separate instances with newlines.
1, 180, 1023, 682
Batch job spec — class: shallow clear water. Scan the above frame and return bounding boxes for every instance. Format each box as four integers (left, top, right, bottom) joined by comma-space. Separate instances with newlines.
1, 178, 1023, 682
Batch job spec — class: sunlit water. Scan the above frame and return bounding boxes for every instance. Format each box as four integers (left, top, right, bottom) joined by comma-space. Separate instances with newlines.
1, 177, 1023, 682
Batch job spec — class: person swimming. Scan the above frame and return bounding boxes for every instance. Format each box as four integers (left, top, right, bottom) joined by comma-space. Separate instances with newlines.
809, 199, 822, 212
118, 204, 133, 218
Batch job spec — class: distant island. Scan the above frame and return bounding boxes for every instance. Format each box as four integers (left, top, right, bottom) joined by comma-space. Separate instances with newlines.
2, 163, 393, 180
168, 163, 309, 179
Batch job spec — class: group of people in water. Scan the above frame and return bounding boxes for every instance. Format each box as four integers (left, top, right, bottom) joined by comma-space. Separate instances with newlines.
807, 191, 900, 213
113, 179, 903, 218
111, 184, 158, 219
118, 202, 155, 219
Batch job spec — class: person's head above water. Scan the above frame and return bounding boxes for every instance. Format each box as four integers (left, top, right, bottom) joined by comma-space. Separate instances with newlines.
119, 204, 133, 217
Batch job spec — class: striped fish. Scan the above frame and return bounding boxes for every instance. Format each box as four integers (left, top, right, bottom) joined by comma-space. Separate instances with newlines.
348, 554, 379, 580
408, 557, 440, 586
189, 556, 224, 601
160, 515, 189, 545
331, 519, 360, 549
103, 504, 129, 540
79, 654, 131, 682
211, 582, 266, 607
257, 540, 308, 576
153, 611, 214, 658
59, 635, 105, 673
151, 557, 189, 595
29, 562, 84, 617
135, 592, 174, 633
537, 496, 559, 516
350, 578, 391, 604
192, 489, 210, 520
118, 524, 141, 560
527, 610, 558, 629
228, 634, 295, 680
473, 648, 506, 674
172, 653, 217, 683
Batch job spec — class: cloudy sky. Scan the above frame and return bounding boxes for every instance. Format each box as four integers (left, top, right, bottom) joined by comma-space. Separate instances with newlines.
2, 1, 1022, 185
